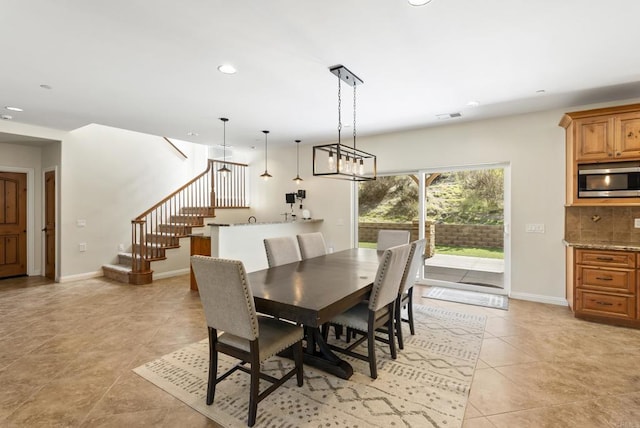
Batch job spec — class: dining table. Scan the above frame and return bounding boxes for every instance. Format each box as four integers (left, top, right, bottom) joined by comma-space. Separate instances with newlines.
248, 247, 381, 379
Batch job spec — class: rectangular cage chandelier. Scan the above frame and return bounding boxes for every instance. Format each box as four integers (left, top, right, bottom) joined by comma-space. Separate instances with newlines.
313, 65, 377, 181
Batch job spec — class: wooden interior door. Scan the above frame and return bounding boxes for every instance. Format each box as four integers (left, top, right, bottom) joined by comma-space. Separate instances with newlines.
44, 170, 55, 279
0, 172, 27, 278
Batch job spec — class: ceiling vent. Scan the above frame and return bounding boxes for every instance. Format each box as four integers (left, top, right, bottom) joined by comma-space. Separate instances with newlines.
436, 112, 462, 120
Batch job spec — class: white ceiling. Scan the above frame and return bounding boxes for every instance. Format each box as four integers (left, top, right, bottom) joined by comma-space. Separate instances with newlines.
2, 0, 640, 149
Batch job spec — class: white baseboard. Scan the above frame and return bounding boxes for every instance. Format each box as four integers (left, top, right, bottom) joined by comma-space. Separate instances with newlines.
509, 291, 568, 306
153, 268, 190, 280
59, 270, 103, 283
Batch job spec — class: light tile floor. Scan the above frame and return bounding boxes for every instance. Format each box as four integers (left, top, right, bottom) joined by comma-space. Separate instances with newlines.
1, 275, 640, 427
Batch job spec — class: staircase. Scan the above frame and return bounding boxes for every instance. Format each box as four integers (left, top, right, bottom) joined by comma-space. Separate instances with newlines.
102, 160, 248, 285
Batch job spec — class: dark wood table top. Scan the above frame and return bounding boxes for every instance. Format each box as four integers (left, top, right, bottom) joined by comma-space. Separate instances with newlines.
249, 248, 381, 327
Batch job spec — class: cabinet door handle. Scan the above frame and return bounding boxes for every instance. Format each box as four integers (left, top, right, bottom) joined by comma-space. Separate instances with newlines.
595, 276, 613, 281
595, 257, 614, 261
595, 301, 613, 306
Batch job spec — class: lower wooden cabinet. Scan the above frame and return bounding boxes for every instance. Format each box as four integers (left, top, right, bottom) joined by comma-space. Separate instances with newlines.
573, 248, 639, 327
190, 234, 211, 291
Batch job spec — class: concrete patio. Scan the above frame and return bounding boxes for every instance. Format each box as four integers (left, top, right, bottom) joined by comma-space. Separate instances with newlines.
424, 254, 504, 288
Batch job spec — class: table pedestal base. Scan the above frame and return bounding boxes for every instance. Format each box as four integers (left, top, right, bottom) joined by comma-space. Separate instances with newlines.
280, 326, 353, 380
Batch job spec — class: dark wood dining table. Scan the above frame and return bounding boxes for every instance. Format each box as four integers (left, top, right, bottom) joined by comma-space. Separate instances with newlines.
248, 247, 380, 379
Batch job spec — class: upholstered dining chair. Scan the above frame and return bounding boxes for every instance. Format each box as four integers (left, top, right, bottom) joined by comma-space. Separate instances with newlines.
296, 232, 327, 259
395, 239, 427, 350
376, 229, 410, 251
190, 255, 304, 427
263, 236, 301, 267
327, 243, 412, 379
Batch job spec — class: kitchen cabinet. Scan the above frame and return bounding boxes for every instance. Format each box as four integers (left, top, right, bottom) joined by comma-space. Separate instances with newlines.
573, 248, 639, 326
190, 234, 211, 291
574, 112, 640, 162
560, 103, 640, 206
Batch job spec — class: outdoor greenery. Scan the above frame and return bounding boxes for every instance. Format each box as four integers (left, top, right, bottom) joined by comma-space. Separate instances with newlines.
434, 245, 504, 259
358, 170, 504, 225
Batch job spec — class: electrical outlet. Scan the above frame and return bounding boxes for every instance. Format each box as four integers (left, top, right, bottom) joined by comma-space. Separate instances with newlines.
118, 243, 125, 252
634, 218, 640, 228
78, 243, 87, 252
76, 219, 86, 227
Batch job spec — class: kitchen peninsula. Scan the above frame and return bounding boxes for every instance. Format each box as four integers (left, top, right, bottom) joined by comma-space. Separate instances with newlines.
207, 219, 324, 273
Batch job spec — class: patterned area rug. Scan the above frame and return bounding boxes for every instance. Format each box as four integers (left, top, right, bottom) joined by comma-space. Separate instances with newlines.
424, 287, 509, 310
133, 305, 486, 427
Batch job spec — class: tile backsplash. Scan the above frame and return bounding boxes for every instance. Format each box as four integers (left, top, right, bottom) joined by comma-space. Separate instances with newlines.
565, 206, 640, 244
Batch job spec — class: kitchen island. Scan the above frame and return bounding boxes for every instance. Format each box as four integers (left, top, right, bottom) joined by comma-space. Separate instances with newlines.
207, 219, 324, 272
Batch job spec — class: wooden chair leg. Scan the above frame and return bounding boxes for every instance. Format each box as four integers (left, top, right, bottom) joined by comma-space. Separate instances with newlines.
207, 327, 217, 405
248, 343, 260, 427
293, 340, 304, 387
395, 296, 404, 350
407, 289, 415, 335
388, 308, 397, 360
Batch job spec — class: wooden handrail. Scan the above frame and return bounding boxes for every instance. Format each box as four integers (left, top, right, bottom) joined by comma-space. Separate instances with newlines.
134, 160, 213, 220
130, 159, 249, 279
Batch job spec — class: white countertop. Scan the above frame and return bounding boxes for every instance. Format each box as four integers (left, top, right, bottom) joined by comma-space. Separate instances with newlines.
208, 219, 323, 227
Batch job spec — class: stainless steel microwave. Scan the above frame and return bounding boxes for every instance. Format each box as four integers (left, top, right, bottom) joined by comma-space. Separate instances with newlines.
578, 161, 640, 198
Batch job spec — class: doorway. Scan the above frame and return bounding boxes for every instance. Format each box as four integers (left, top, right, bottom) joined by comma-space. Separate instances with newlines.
420, 164, 510, 295
0, 171, 27, 278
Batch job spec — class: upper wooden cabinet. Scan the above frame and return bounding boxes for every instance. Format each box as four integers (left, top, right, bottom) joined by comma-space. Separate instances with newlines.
574, 111, 640, 162
560, 103, 640, 206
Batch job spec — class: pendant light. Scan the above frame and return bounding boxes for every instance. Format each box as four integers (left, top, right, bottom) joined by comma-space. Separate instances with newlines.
312, 65, 376, 181
292, 139, 303, 185
260, 130, 272, 180
218, 118, 231, 175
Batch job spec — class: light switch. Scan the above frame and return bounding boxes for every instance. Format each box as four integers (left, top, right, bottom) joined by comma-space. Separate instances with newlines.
78, 243, 87, 252
634, 219, 640, 228
77, 219, 86, 227
525, 223, 545, 233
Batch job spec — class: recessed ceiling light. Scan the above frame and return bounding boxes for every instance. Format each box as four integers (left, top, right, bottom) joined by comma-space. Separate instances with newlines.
436, 112, 462, 120
217, 64, 237, 75
39, 84, 52, 90
408, 0, 432, 6
5, 106, 23, 112
187, 131, 199, 136
466, 100, 480, 108
1, 115, 13, 120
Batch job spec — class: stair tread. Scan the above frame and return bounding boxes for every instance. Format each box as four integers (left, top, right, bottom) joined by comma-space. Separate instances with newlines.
103, 264, 132, 273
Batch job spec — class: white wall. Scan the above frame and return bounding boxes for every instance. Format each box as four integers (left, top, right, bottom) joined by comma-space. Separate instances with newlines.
59, 124, 209, 280
243, 143, 353, 253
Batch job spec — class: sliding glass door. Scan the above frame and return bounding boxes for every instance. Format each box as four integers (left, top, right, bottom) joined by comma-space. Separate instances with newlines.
356, 163, 510, 296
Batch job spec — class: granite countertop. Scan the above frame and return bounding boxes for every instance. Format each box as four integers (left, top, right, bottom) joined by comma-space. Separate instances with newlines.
563, 240, 640, 251
207, 219, 323, 227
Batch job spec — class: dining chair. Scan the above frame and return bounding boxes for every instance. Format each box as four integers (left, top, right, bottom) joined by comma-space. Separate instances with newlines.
327, 243, 412, 379
376, 229, 410, 251
190, 255, 304, 427
296, 232, 327, 259
395, 239, 427, 350
263, 236, 301, 267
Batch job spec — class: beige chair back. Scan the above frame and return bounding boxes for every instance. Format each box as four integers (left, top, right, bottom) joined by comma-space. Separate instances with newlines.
191, 256, 259, 341
264, 236, 302, 267
399, 239, 427, 294
377, 229, 410, 251
368, 243, 412, 312
297, 232, 327, 259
